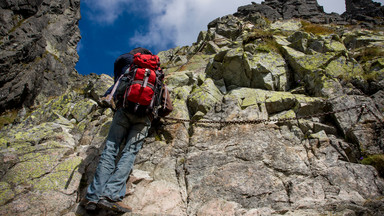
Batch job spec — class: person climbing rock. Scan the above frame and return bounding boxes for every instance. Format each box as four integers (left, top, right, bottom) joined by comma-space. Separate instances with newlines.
81, 47, 173, 213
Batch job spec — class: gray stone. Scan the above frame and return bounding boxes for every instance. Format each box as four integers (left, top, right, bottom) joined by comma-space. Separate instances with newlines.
0, 0, 81, 112
1, 1, 384, 215
236, 0, 384, 27
208, 15, 242, 41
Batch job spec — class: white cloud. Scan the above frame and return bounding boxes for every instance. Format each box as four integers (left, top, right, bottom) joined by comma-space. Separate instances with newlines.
84, 0, 384, 53
76, 39, 83, 53
82, 0, 135, 24
130, 0, 256, 52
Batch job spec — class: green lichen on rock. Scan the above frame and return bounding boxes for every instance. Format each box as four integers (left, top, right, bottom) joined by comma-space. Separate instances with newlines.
228, 88, 325, 117
290, 50, 335, 75
98, 120, 112, 137
3, 141, 68, 186
269, 20, 302, 32
294, 94, 325, 116
270, 109, 296, 120
188, 78, 223, 116
324, 40, 346, 52
228, 88, 269, 109
71, 99, 98, 122
4, 122, 74, 152
165, 71, 193, 88
309, 130, 329, 142
220, 47, 250, 90
170, 86, 192, 120
0, 182, 15, 206
265, 91, 298, 114
182, 54, 213, 72
33, 156, 82, 191
89, 74, 114, 101
245, 51, 288, 91
326, 56, 364, 80
26, 93, 77, 124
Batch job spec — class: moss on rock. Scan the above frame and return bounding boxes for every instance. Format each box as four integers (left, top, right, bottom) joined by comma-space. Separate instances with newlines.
3, 141, 68, 186
361, 154, 384, 178
33, 156, 82, 192
71, 99, 98, 122
245, 51, 288, 91
0, 182, 15, 206
326, 56, 364, 80
188, 78, 223, 116
265, 91, 297, 114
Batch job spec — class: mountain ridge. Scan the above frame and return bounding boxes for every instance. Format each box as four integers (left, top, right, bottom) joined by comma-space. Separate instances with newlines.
1, 0, 384, 215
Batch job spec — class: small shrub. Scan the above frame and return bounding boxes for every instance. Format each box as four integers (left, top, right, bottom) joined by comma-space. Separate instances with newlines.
353, 47, 384, 63
0, 110, 18, 130
301, 21, 335, 35
362, 71, 380, 82
361, 154, 384, 178
256, 40, 281, 54
243, 29, 281, 54
243, 29, 273, 45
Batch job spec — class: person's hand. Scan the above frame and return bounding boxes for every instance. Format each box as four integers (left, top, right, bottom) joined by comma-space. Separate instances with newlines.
100, 95, 116, 110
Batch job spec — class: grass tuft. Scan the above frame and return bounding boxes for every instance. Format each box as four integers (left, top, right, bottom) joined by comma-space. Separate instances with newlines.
361, 154, 384, 178
0, 110, 19, 130
354, 47, 384, 63
301, 21, 335, 35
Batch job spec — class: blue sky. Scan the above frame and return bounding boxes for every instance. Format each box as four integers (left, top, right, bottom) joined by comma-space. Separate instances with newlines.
76, 0, 384, 77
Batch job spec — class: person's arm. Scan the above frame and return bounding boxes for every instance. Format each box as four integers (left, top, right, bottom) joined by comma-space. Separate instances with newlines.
158, 85, 173, 117
104, 85, 114, 97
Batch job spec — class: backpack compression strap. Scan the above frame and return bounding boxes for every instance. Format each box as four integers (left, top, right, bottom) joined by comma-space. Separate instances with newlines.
106, 67, 131, 101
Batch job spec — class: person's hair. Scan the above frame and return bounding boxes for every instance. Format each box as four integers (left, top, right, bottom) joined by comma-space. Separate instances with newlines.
113, 48, 153, 82
129, 47, 152, 55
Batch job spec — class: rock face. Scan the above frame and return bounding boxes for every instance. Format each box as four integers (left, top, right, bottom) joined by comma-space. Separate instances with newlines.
345, 0, 384, 17
1, 0, 384, 216
235, 0, 344, 24
344, 0, 384, 27
0, 0, 81, 113
235, 0, 384, 26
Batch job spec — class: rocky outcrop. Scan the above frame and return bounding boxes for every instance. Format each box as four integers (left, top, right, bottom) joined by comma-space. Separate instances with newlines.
235, 0, 345, 24
0, 0, 81, 113
1, 0, 384, 216
344, 0, 384, 27
235, 0, 383, 27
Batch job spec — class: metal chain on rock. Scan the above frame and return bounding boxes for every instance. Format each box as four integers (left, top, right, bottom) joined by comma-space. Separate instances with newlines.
163, 104, 370, 126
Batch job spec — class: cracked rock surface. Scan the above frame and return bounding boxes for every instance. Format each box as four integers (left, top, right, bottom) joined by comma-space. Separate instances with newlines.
1, 0, 384, 215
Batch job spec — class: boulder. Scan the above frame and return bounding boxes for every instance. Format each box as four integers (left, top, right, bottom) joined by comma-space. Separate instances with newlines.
208, 15, 243, 41
187, 78, 223, 116
245, 50, 289, 91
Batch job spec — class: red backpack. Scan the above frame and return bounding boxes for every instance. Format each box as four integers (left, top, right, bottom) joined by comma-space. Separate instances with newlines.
114, 53, 164, 116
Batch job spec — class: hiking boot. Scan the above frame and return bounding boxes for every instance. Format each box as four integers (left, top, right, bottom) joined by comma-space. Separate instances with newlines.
80, 199, 98, 211
98, 199, 132, 213
85, 202, 98, 211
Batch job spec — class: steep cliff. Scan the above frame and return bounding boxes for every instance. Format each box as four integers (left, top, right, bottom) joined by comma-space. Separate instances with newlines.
0, 0, 82, 113
1, 0, 384, 216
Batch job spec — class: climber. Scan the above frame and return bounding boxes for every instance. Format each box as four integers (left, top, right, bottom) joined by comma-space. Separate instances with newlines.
81, 48, 173, 213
